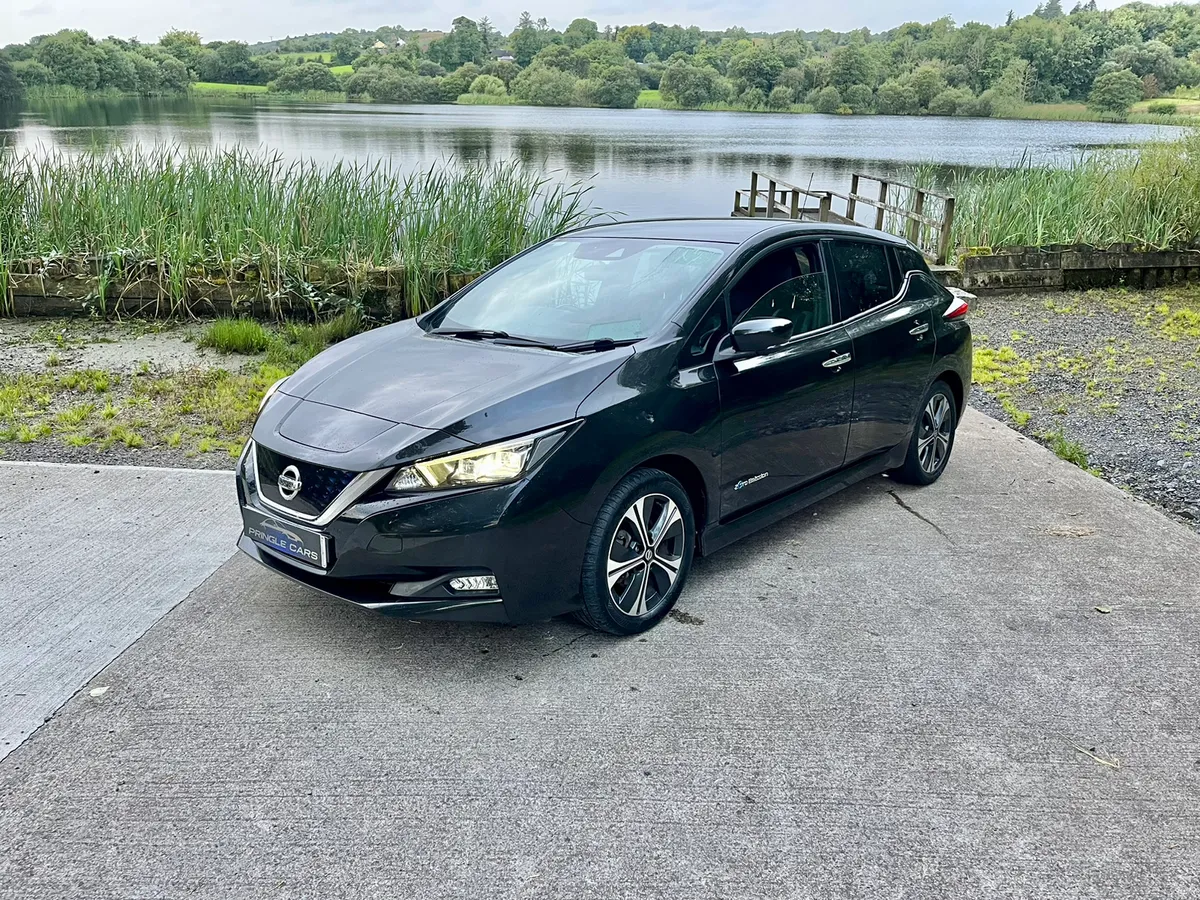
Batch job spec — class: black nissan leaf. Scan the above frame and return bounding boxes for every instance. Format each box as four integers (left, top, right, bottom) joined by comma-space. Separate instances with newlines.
237, 218, 972, 634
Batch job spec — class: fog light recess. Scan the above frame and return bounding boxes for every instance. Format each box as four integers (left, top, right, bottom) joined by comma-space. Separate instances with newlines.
449, 575, 498, 593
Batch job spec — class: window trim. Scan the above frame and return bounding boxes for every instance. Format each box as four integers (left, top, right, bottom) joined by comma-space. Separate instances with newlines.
724, 237, 835, 344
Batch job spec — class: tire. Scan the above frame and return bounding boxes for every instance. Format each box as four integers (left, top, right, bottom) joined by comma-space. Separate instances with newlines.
575, 468, 696, 635
892, 380, 958, 486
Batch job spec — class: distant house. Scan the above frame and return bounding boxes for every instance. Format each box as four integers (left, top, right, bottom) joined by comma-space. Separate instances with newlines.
395, 38, 407, 48
494, 51, 515, 62
372, 40, 387, 53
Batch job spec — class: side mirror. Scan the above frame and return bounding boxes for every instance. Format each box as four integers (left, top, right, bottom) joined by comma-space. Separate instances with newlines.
730, 317, 793, 356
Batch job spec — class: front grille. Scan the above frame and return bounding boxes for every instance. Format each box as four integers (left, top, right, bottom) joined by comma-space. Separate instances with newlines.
255, 444, 358, 519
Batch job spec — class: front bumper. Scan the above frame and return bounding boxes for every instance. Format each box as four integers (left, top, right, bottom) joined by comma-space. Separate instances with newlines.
236, 453, 592, 624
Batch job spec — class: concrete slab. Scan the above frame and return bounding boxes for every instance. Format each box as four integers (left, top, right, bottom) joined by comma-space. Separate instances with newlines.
1, 412, 1198, 898
0, 461, 239, 761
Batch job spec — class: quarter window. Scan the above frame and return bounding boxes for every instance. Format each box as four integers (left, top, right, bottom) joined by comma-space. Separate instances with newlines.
730, 243, 832, 337
896, 246, 931, 277
828, 240, 896, 318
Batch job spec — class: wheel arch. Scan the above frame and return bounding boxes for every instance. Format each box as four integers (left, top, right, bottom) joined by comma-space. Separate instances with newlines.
636, 453, 711, 536
934, 368, 966, 418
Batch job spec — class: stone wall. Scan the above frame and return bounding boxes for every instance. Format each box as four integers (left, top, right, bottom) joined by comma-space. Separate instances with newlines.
958, 245, 1200, 292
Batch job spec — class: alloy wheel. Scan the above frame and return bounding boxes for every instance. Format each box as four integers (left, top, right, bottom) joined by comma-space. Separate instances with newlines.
917, 393, 953, 475
606, 492, 686, 618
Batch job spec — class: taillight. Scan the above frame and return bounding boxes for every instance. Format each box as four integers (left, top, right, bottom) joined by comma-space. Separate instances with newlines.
944, 290, 971, 319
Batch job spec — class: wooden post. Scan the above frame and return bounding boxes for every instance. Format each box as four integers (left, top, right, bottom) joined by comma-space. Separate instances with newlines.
907, 190, 926, 245
748, 172, 759, 218
789, 189, 800, 220
938, 197, 957, 265
875, 181, 889, 231
818, 193, 831, 222
847, 174, 860, 222
767, 179, 777, 218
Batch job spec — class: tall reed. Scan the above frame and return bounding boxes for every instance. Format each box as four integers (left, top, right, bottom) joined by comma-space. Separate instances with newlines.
0, 147, 601, 314
949, 130, 1200, 254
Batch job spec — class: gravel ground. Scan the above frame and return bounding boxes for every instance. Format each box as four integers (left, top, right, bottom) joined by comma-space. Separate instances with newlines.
967, 285, 1200, 532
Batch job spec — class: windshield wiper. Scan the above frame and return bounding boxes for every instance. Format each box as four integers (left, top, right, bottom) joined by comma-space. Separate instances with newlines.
552, 338, 641, 353
430, 328, 559, 349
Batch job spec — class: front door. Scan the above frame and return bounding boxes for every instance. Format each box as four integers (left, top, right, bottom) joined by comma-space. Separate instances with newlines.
716, 241, 855, 519
826, 239, 939, 463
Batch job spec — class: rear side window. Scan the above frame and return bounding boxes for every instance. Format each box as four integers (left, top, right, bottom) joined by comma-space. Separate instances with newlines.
896, 246, 930, 277
828, 240, 896, 318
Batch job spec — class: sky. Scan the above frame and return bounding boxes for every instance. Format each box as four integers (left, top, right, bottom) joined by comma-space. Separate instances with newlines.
2, 0, 1170, 47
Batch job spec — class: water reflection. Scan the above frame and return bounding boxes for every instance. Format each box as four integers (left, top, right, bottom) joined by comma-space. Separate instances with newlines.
0, 96, 1183, 218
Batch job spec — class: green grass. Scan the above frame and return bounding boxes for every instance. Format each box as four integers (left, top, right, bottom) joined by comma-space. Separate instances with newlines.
1042, 429, 1092, 469
276, 51, 334, 62
190, 82, 269, 94
198, 318, 271, 354
329, 65, 354, 76
1, 147, 600, 318
949, 131, 1200, 254
636, 90, 665, 109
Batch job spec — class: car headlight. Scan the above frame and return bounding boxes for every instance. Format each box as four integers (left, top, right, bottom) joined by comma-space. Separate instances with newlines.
389, 421, 579, 492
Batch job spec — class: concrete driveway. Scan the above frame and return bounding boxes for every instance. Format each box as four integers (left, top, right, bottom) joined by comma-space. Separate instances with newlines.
1, 410, 1198, 899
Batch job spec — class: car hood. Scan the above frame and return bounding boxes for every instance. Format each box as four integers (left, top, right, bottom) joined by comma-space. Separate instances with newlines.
277, 320, 634, 446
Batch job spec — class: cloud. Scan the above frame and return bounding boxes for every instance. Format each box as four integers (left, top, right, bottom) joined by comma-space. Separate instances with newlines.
19, 1, 55, 15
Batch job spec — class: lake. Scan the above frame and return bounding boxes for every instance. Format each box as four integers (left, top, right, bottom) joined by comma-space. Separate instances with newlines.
0, 96, 1183, 219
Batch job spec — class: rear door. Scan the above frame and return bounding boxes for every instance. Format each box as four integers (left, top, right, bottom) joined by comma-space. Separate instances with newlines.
826, 239, 938, 463
715, 240, 854, 518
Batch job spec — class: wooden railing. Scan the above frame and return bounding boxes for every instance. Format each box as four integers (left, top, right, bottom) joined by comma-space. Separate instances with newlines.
732, 172, 957, 265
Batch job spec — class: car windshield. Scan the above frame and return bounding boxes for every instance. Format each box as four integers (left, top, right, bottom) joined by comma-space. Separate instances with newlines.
424, 237, 728, 345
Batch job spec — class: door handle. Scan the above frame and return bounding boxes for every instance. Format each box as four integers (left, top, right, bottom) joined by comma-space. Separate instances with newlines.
909, 323, 930, 336
822, 352, 852, 369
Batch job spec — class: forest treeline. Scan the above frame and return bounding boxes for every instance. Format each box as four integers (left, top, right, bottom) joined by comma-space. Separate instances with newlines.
2, 1, 1199, 118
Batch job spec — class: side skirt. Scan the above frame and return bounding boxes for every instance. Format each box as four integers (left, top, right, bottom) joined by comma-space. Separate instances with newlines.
697, 443, 907, 557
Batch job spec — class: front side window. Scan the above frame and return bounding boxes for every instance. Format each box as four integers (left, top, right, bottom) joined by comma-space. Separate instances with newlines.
828, 240, 896, 318
425, 237, 728, 344
730, 243, 832, 337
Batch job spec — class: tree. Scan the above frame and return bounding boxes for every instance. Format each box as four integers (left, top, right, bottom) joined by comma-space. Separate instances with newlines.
579, 61, 641, 108
739, 87, 766, 109
909, 63, 949, 109
1087, 67, 1143, 117
469, 74, 506, 96
440, 62, 482, 99
512, 64, 578, 105
727, 46, 784, 95
483, 59, 521, 87
428, 17, 484, 70
843, 83, 873, 112
1036, 0, 1065, 19
199, 42, 264, 85
510, 12, 547, 67
35, 30, 101, 90
563, 18, 599, 50
814, 85, 843, 114
0, 54, 23, 103
270, 61, 339, 93
659, 61, 723, 107
875, 78, 919, 115
618, 26, 653, 63
331, 30, 361, 67
828, 43, 874, 92
159, 29, 203, 77
767, 85, 794, 109
535, 44, 588, 77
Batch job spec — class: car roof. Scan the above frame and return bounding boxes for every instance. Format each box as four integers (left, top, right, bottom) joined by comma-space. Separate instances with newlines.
567, 217, 912, 248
